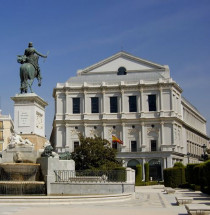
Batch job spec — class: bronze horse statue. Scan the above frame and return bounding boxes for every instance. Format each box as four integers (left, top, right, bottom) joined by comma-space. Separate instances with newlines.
17, 42, 48, 94
17, 55, 41, 93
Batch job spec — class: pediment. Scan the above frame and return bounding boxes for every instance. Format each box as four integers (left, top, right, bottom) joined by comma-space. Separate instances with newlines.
78, 51, 165, 75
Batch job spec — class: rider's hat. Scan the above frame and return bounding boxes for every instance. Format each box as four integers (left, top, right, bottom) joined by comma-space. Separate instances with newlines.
28, 42, 33, 47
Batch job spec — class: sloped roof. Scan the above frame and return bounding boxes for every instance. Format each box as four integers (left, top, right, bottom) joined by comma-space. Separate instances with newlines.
66, 51, 169, 84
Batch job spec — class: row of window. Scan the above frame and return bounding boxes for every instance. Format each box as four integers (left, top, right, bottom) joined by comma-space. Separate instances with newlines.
73, 140, 157, 152
0, 121, 3, 129
73, 95, 157, 114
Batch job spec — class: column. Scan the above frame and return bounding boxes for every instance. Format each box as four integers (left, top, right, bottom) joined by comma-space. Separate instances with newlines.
160, 122, 164, 146
122, 123, 126, 146
142, 158, 145, 181
140, 88, 143, 112
164, 157, 167, 169
121, 90, 124, 113
159, 87, 164, 116
55, 124, 60, 151
138, 129, 141, 151
83, 91, 86, 114
65, 125, 69, 148
103, 123, 106, 139
65, 91, 69, 114
141, 122, 146, 151
84, 124, 87, 137
171, 122, 174, 145
55, 92, 58, 115
102, 90, 105, 113
170, 87, 175, 116
137, 91, 140, 113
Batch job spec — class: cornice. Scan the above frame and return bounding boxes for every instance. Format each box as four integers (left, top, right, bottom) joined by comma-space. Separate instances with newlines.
79, 51, 166, 75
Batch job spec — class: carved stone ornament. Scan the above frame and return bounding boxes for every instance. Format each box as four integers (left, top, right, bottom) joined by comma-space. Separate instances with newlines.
128, 128, 137, 135
108, 128, 120, 137
36, 112, 43, 129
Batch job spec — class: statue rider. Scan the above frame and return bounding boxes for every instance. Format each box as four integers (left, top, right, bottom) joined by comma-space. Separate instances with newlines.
24, 42, 47, 85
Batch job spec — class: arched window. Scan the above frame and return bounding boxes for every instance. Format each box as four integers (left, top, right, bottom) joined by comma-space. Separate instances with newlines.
117, 67, 127, 75
127, 159, 140, 171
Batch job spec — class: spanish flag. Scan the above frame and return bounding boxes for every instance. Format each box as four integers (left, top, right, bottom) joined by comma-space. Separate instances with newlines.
112, 135, 123, 144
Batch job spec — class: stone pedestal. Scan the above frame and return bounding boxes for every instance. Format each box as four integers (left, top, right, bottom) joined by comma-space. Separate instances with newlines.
11, 93, 48, 149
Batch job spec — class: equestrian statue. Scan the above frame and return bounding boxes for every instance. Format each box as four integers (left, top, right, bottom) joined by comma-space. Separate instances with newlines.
17, 42, 48, 93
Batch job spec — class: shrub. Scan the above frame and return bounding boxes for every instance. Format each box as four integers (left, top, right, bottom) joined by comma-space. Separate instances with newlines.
135, 164, 142, 185
113, 167, 126, 182
144, 163, 149, 182
173, 162, 185, 168
185, 164, 198, 184
136, 181, 158, 186
193, 165, 201, 185
163, 167, 185, 188
203, 160, 210, 193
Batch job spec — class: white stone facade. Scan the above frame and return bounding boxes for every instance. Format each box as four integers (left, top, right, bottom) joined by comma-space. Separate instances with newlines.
11, 93, 48, 137
50, 52, 209, 180
0, 111, 14, 152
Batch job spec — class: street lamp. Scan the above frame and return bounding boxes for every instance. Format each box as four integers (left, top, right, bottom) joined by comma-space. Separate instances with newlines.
202, 144, 207, 161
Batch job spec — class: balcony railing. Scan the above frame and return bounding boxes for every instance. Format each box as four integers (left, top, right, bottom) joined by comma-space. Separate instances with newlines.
54, 169, 126, 183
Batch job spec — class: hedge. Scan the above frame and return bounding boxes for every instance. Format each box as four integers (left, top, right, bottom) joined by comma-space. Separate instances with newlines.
136, 181, 158, 186
203, 160, 210, 191
135, 164, 142, 185
144, 163, 149, 182
185, 164, 198, 184
163, 167, 185, 188
113, 167, 126, 182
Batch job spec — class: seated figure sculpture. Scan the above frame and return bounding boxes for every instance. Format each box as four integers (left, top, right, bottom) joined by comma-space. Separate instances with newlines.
8, 132, 34, 148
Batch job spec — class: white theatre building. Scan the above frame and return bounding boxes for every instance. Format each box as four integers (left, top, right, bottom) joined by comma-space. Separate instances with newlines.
51, 51, 209, 180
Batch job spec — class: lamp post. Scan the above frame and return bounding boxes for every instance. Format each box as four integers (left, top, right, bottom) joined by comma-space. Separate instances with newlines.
202, 144, 207, 161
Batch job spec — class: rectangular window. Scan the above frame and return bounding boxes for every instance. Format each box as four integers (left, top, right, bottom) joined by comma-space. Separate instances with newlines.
131, 141, 137, 152
0, 131, 3, 141
91, 97, 99, 113
112, 141, 117, 149
151, 140, 157, 151
110, 97, 118, 113
0, 121, 3, 129
148, 95, 156, 111
73, 98, 80, 114
74, 141, 79, 151
129, 96, 137, 112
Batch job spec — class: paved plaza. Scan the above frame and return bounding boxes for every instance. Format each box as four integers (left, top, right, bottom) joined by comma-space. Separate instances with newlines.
0, 186, 210, 215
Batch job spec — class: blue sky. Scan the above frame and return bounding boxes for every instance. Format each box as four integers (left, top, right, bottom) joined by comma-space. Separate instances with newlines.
0, 0, 210, 138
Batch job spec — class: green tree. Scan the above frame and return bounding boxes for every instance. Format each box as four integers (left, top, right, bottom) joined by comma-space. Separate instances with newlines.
71, 134, 121, 170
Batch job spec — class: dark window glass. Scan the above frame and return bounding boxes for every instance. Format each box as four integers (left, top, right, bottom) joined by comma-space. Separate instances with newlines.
74, 141, 79, 151
112, 141, 117, 149
73, 98, 80, 114
131, 141, 137, 152
148, 95, 156, 111
151, 140, 157, 151
129, 96, 137, 112
110, 97, 118, 113
91, 97, 99, 113
117, 67, 127, 75
0, 131, 3, 140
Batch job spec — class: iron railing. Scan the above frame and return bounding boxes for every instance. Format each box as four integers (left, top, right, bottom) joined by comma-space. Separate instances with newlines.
54, 169, 126, 183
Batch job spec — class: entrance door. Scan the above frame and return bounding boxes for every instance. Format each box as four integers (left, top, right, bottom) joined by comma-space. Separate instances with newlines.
149, 159, 162, 181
